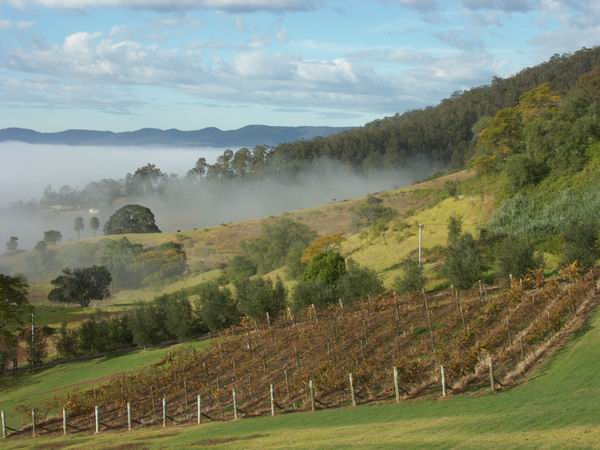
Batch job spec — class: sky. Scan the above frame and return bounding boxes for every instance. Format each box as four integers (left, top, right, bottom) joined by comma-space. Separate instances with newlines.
0, 0, 598, 131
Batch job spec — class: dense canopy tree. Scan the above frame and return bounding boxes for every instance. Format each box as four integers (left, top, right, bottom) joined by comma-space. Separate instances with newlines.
103, 204, 161, 235
48, 266, 112, 307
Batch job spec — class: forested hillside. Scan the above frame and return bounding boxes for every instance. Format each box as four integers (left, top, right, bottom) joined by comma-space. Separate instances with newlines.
273, 47, 600, 170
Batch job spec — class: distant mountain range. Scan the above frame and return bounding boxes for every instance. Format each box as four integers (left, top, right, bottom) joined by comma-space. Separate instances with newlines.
0, 125, 352, 148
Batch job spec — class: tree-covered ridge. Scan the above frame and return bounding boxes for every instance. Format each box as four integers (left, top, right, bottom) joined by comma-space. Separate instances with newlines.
273, 47, 600, 170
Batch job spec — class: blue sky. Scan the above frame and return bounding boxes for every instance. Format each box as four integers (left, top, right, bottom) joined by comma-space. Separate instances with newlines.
0, 0, 598, 131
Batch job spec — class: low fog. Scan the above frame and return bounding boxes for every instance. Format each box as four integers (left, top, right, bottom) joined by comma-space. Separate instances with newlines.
0, 143, 439, 249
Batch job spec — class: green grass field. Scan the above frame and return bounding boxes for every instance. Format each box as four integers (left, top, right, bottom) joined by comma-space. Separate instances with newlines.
0, 340, 211, 430
4, 302, 600, 448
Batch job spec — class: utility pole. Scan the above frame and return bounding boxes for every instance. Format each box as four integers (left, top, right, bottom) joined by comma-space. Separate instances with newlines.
418, 223, 424, 265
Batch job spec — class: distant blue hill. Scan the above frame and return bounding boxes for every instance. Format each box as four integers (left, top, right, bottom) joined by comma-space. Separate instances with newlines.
0, 125, 352, 148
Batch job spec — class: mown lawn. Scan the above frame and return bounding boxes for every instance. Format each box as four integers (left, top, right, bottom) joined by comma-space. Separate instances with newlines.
0, 340, 211, 430
4, 305, 600, 449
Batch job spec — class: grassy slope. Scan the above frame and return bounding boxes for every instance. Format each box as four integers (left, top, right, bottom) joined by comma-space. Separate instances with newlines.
0, 340, 211, 429
6, 294, 600, 449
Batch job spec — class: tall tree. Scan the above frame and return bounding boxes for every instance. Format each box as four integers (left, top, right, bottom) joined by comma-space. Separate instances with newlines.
0, 274, 31, 335
90, 216, 100, 237
74, 216, 84, 240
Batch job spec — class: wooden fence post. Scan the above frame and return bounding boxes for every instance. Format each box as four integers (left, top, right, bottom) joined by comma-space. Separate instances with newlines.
62, 409, 67, 435
440, 366, 447, 397
309, 380, 315, 412
197, 395, 201, 425
266, 312, 271, 328
393, 367, 400, 403
232, 389, 238, 420
349, 373, 356, 406
270, 384, 275, 416
162, 397, 167, 428
489, 359, 495, 392
1, 411, 6, 438
127, 402, 132, 431
31, 409, 36, 437
94, 406, 99, 434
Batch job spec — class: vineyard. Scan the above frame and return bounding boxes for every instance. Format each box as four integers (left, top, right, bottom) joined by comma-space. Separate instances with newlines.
5, 265, 599, 440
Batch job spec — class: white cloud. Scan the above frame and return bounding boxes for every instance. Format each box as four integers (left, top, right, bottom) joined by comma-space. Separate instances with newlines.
14, 0, 322, 12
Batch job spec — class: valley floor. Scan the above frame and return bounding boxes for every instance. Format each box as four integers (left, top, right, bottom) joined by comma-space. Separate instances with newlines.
6, 302, 600, 449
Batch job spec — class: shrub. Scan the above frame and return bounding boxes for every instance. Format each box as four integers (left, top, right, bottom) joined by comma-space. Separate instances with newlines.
303, 250, 346, 285
495, 235, 543, 279
337, 261, 384, 305
394, 257, 426, 294
235, 277, 286, 321
195, 283, 240, 332
443, 232, 482, 290
291, 279, 337, 312
351, 195, 395, 230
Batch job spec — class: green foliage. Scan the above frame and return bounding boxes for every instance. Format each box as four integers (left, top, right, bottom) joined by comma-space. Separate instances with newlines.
48, 266, 112, 307
285, 242, 306, 280
44, 230, 62, 245
303, 250, 346, 285
103, 204, 161, 235
225, 255, 257, 284
293, 255, 383, 311
25, 326, 48, 368
56, 322, 78, 360
443, 220, 483, 290
495, 235, 543, 279
235, 277, 287, 321
505, 154, 548, 191
0, 274, 30, 333
241, 217, 316, 273
562, 221, 600, 269
394, 257, 426, 294
291, 279, 337, 312
337, 260, 384, 305
351, 195, 395, 230
195, 282, 240, 332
